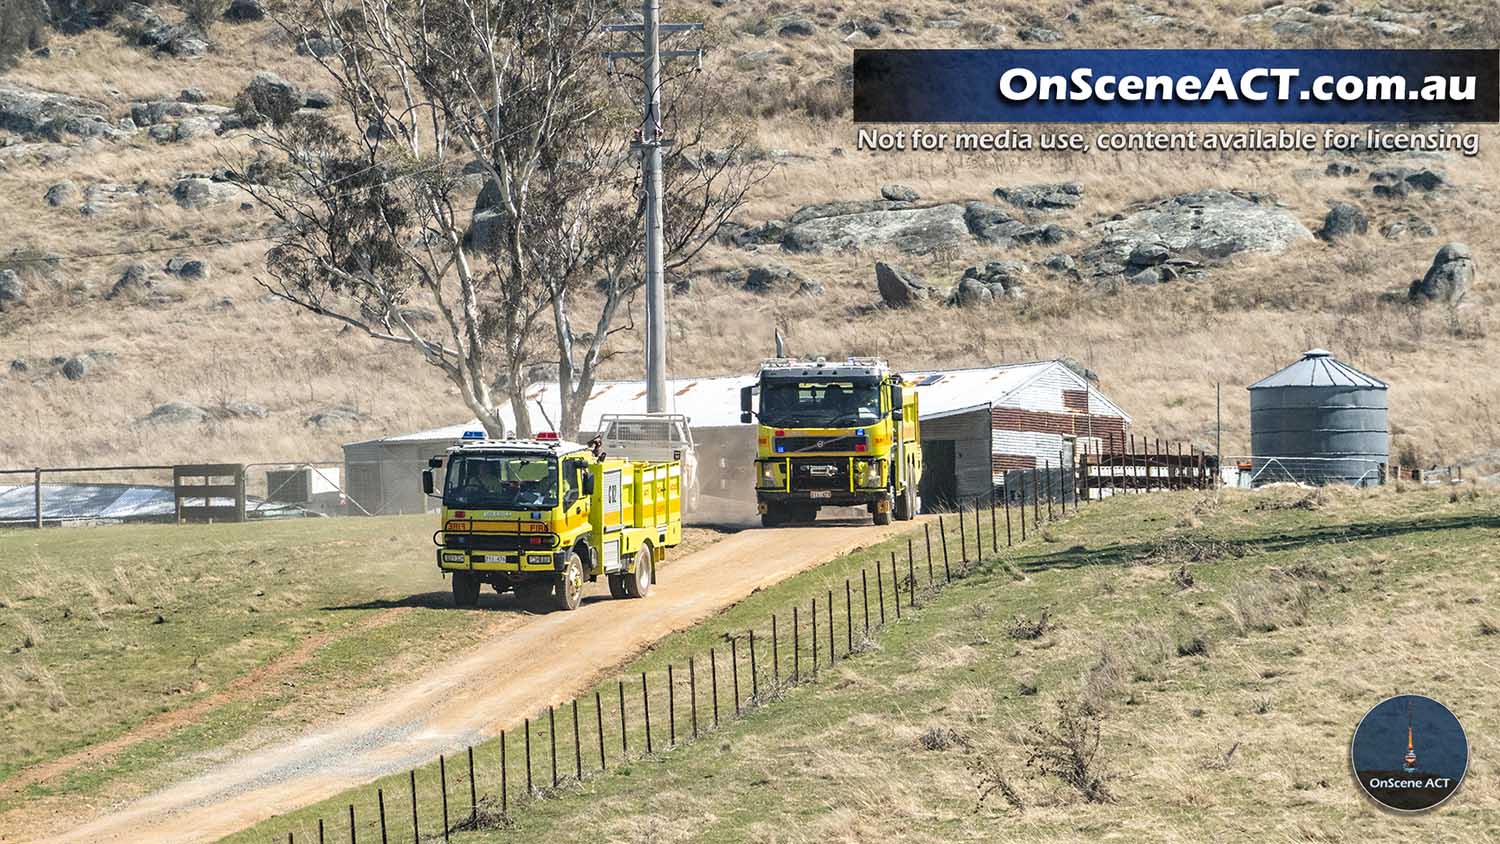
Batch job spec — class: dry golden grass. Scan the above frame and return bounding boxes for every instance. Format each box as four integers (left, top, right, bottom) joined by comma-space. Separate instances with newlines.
1, 2, 1497, 476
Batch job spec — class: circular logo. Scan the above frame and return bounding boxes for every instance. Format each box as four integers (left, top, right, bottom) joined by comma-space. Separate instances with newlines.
1351, 694, 1468, 812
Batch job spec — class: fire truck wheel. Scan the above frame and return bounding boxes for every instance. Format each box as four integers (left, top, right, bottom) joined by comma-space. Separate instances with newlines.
760, 502, 786, 528
624, 546, 653, 598
553, 551, 584, 611
894, 485, 914, 521
451, 572, 481, 608
608, 574, 628, 598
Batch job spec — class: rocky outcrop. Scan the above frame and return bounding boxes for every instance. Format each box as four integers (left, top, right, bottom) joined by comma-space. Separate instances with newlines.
1242, 3, 1425, 39
1409, 243, 1475, 305
875, 261, 934, 306
1018, 26, 1062, 42
166, 256, 211, 280
880, 183, 919, 202
740, 263, 823, 296
1370, 167, 1447, 199
139, 21, 209, 58
82, 182, 149, 216
134, 401, 210, 427
130, 99, 231, 129
0, 270, 23, 311
994, 182, 1083, 211
215, 400, 268, 419
950, 260, 1026, 305
61, 355, 92, 381
1319, 202, 1368, 240
0, 83, 117, 140
1087, 190, 1312, 270
44, 180, 79, 207
235, 72, 302, 126
224, 0, 266, 21
1380, 215, 1438, 240
949, 276, 992, 306
789, 199, 910, 225
465, 206, 510, 254
1042, 254, 1077, 274
306, 404, 367, 430
778, 19, 817, 37
296, 34, 344, 57
173, 177, 241, 209
783, 204, 969, 255
963, 200, 1071, 247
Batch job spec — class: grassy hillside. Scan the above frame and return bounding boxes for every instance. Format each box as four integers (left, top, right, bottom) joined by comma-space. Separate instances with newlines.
0, 514, 458, 816
1, 1, 1498, 476
236, 483, 1498, 844
0, 513, 726, 825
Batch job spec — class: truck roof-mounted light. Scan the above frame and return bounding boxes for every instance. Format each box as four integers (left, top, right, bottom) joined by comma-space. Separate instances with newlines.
536, 431, 560, 440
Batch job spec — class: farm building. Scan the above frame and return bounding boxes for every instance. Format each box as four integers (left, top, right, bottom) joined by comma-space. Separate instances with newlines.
341, 360, 1130, 515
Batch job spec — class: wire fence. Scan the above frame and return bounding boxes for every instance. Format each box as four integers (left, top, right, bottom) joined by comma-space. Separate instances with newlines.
266, 487, 1083, 843
0, 461, 362, 527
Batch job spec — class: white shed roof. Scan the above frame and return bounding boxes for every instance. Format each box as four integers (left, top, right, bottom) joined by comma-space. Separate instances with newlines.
347, 360, 1128, 447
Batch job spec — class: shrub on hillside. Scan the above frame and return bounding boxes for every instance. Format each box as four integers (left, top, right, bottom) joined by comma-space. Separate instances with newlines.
45, 0, 130, 33
177, 0, 226, 33
0, 0, 49, 67
1023, 698, 1117, 803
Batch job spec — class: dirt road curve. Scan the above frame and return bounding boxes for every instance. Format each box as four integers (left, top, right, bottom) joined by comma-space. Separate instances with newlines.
31, 519, 917, 844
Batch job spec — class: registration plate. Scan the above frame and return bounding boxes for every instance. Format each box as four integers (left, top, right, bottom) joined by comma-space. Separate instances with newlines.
810, 491, 832, 499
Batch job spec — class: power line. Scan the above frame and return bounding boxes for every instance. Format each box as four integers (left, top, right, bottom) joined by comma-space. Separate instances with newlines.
604, 0, 703, 415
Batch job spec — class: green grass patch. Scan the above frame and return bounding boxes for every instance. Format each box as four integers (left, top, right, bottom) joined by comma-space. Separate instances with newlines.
234, 485, 1500, 843
0, 515, 486, 808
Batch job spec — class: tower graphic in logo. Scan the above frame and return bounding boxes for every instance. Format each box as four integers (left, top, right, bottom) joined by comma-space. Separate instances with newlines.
1351, 694, 1467, 812
1402, 700, 1418, 774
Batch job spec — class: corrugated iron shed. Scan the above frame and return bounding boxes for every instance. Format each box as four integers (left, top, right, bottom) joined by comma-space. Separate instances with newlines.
347, 360, 1131, 446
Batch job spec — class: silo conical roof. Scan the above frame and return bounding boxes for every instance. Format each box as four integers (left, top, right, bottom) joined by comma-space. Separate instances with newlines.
1247, 349, 1388, 390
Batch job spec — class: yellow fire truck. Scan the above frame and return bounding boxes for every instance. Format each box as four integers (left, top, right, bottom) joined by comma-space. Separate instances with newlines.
740, 357, 922, 527
423, 433, 683, 611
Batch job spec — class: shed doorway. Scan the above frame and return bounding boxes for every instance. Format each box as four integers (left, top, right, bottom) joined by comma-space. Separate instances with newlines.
919, 439, 958, 511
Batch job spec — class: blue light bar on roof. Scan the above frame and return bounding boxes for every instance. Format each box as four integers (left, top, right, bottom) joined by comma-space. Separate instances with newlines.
462, 430, 485, 439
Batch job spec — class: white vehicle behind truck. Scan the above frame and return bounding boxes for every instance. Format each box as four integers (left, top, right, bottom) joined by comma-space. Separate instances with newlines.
599, 413, 700, 513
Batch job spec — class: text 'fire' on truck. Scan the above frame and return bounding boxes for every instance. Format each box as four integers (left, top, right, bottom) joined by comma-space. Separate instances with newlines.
740, 358, 922, 528
422, 433, 683, 612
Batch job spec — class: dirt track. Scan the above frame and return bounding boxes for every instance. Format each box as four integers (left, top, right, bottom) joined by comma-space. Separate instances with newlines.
30, 519, 917, 844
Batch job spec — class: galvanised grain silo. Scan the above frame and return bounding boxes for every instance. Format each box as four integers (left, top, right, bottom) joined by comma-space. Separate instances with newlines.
1248, 349, 1389, 487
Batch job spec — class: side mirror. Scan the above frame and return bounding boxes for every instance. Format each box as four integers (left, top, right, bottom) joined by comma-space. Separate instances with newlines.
890, 385, 904, 421
740, 385, 753, 424
582, 472, 595, 495
740, 411, 752, 424
427, 456, 442, 469
892, 407, 903, 422
421, 470, 435, 495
